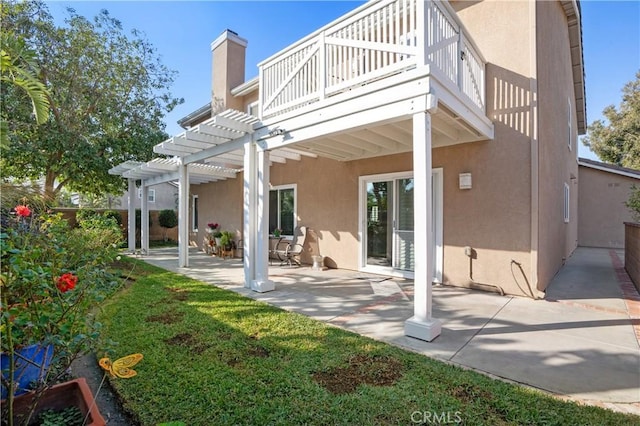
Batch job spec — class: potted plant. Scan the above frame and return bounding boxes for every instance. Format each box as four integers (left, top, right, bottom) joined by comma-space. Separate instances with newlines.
1, 203, 121, 425
213, 229, 223, 247
219, 231, 235, 251
206, 222, 219, 234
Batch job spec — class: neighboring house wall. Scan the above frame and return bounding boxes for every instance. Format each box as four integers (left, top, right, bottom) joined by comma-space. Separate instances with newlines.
115, 182, 177, 211
578, 165, 639, 248
535, 0, 580, 291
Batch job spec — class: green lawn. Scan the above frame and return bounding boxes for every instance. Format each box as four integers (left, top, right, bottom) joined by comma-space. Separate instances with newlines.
98, 258, 639, 425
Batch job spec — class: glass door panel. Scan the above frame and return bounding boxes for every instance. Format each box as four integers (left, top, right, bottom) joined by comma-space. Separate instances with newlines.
366, 181, 393, 267
393, 178, 414, 271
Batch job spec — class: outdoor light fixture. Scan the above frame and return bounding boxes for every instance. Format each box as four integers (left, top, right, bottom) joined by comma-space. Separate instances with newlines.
459, 173, 472, 189
269, 127, 285, 137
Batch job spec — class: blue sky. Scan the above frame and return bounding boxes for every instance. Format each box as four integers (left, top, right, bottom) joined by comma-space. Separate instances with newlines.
47, 1, 639, 161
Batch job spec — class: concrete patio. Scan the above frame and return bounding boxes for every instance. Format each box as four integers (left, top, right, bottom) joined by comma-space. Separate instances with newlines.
138, 246, 640, 415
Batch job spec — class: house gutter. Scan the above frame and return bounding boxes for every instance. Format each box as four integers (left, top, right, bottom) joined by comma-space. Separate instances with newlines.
231, 77, 259, 97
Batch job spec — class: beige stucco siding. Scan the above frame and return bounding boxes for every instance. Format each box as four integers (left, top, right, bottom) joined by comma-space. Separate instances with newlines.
191, 174, 244, 249
535, 0, 579, 291
434, 142, 533, 297
578, 166, 639, 248
451, 0, 536, 296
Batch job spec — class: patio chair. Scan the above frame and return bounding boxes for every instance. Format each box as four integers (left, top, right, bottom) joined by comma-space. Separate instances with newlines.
274, 226, 308, 266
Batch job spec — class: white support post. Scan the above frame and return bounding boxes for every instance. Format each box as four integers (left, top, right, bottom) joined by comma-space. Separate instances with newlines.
177, 160, 189, 268
141, 183, 149, 255
243, 142, 257, 289
405, 110, 442, 341
252, 148, 275, 293
127, 178, 136, 253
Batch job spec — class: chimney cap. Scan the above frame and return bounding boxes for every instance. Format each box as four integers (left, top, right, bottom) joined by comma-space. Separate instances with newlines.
211, 29, 248, 51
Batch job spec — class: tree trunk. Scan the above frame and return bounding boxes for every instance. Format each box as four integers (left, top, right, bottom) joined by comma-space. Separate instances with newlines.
43, 170, 58, 202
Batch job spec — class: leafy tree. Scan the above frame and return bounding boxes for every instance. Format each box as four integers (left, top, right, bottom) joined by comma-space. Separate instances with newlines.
582, 71, 640, 170
1, 1, 183, 201
0, 31, 50, 148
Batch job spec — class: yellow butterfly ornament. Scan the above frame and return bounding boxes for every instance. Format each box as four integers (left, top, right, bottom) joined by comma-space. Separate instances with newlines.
99, 353, 143, 378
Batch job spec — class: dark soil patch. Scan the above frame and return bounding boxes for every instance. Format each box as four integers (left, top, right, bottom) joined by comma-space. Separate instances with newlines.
145, 310, 184, 324
166, 287, 189, 301
451, 384, 510, 424
248, 345, 270, 358
225, 355, 242, 367
312, 354, 404, 394
163, 332, 209, 354
451, 383, 492, 404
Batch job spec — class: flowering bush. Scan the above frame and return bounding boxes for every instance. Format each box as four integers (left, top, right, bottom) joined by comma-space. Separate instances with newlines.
1, 204, 123, 422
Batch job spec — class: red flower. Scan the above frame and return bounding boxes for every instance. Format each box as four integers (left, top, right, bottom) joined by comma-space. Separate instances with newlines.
56, 273, 78, 293
15, 205, 31, 218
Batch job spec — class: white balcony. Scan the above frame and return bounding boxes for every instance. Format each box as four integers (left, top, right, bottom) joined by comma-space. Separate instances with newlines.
258, 0, 486, 123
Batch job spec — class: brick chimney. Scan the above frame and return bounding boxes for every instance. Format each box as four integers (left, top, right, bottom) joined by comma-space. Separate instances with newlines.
211, 29, 247, 113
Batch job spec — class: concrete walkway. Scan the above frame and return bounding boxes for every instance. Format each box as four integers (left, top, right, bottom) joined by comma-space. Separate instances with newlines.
139, 246, 640, 415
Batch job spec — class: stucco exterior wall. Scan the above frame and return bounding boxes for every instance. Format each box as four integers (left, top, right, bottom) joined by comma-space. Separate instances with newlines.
578, 166, 639, 248
433, 143, 533, 297
192, 139, 537, 296
535, 0, 580, 291
190, 175, 244, 250
451, 0, 536, 296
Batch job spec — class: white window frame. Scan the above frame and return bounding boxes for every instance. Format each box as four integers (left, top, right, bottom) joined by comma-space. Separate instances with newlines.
269, 184, 297, 237
138, 188, 156, 202
563, 182, 570, 223
192, 194, 199, 232
568, 97, 572, 151
247, 101, 259, 118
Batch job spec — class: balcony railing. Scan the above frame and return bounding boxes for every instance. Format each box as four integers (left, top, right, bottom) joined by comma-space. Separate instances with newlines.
258, 0, 486, 120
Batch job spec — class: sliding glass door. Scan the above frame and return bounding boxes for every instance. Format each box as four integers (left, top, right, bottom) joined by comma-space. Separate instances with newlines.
361, 170, 442, 280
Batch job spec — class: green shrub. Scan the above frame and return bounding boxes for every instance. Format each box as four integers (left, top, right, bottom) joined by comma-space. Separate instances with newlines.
626, 185, 640, 222
75, 208, 99, 223
158, 209, 178, 229
1, 205, 122, 414
103, 209, 123, 226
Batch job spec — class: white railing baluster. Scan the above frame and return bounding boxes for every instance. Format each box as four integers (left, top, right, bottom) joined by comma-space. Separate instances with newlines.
319, 32, 326, 100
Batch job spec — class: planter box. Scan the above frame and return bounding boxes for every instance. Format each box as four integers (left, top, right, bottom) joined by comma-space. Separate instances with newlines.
7, 378, 105, 426
625, 222, 640, 291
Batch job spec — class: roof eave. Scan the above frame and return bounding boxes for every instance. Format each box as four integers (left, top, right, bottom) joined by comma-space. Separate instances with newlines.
561, 0, 587, 134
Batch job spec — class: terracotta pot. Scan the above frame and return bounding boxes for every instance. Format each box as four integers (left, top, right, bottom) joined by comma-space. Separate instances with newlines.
7, 378, 106, 426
